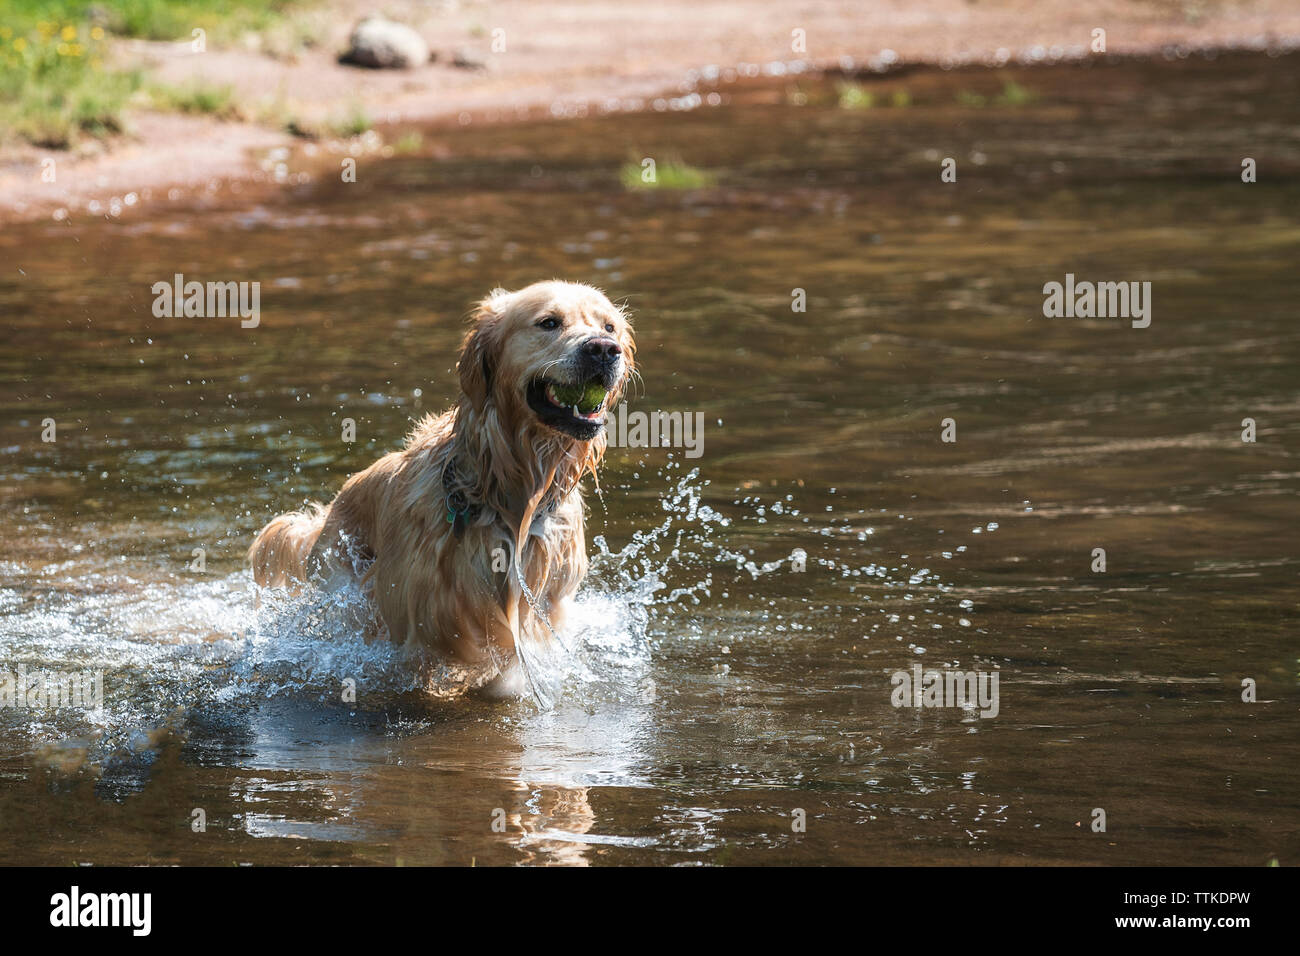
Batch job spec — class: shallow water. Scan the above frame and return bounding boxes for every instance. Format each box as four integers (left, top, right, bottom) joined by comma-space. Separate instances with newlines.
1, 52, 1298, 865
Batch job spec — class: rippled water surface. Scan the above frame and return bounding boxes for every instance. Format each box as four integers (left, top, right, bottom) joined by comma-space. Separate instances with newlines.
1, 52, 1298, 865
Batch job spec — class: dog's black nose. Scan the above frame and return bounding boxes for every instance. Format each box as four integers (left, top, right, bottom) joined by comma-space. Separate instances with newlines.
582, 337, 622, 363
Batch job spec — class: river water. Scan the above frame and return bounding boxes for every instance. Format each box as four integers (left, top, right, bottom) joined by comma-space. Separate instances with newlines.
0, 51, 1296, 865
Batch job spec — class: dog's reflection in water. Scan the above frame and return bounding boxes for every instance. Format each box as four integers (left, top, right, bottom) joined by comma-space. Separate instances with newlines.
501, 781, 599, 866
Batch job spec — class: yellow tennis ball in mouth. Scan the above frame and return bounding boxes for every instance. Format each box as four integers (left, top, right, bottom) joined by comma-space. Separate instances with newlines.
551, 382, 609, 414
549, 383, 583, 406
576, 382, 609, 414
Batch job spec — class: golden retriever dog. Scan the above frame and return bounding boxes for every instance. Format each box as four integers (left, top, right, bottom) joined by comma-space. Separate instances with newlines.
248, 281, 635, 700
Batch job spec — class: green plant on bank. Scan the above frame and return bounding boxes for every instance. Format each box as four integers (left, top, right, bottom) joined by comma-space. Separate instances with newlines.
836, 81, 875, 109
258, 13, 327, 61
1, 0, 314, 147
956, 79, 1037, 108
835, 82, 915, 110
281, 102, 372, 140
998, 80, 1035, 105
331, 103, 372, 138
146, 79, 239, 119
57, 0, 306, 42
0, 17, 135, 146
619, 156, 715, 190
392, 130, 423, 154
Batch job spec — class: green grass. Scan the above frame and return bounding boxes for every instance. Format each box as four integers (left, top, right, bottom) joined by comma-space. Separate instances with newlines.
995, 80, 1035, 106
0, 16, 138, 146
836, 82, 875, 110
835, 82, 915, 110
956, 79, 1037, 108
8, 0, 312, 43
620, 157, 715, 190
392, 130, 423, 154
147, 80, 239, 119
0, 0, 314, 147
330, 103, 372, 138
280, 102, 373, 140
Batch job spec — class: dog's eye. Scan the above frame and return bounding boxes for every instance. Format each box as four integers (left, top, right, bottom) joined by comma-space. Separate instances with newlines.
537, 315, 561, 330
604, 323, 615, 333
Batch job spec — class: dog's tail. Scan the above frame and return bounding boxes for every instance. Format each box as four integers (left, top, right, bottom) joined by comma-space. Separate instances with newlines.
248, 503, 327, 587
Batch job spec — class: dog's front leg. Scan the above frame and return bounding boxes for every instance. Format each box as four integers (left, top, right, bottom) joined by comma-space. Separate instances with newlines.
480, 660, 528, 698
464, 602, 529, 699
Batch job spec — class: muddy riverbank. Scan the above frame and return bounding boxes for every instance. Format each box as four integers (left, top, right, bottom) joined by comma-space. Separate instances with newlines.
3, 0, 1300, 224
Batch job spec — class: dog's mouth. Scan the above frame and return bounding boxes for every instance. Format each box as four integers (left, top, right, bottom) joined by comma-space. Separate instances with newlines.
526, 378, 611, 439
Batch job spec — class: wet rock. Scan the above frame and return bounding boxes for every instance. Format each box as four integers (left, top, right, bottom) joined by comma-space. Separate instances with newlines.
340, 16, 431, 69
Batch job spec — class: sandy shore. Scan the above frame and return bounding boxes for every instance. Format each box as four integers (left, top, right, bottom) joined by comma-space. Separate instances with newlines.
3, 0, 1299, 223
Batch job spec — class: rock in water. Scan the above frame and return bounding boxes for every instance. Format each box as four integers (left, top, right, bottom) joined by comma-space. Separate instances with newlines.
341, 16, 430, 69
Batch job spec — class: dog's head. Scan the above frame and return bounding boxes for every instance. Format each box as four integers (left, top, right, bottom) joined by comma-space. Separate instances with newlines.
458, 281, 635, 441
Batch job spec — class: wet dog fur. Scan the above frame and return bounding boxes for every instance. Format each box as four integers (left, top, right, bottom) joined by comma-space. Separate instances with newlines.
248, 281, 635, 698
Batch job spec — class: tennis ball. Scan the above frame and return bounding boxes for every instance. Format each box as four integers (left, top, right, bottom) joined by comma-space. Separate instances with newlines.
576, 382, 608, 414
550, 383, 584, 407
550, 381, 609, 414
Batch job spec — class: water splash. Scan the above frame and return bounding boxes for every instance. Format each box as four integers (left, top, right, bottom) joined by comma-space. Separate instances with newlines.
0, 465, 995, 778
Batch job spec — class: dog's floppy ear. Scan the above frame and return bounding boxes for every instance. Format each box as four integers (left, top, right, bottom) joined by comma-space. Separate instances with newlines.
458, 289, 507, 409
